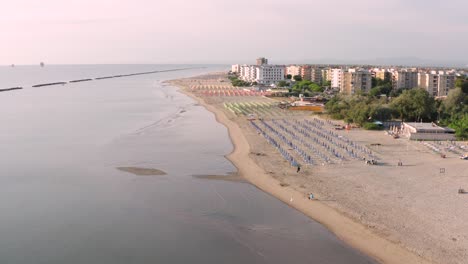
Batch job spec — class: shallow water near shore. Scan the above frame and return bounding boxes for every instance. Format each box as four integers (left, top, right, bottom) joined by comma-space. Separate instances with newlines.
0, 65, 375, 263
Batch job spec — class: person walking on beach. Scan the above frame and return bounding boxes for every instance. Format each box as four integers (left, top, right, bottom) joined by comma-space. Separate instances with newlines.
297, 165, 301, 173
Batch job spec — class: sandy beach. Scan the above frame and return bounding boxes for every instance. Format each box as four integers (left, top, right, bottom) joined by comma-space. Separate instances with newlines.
168, 73, 468, 264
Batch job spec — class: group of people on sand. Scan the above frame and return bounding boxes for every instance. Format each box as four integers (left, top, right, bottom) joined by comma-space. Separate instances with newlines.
365, 159, 377, 165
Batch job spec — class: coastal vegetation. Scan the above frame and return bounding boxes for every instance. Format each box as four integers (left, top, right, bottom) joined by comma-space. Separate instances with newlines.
289, 80, 324, 95
293, 75, 302, 81
277, 80, 289, 87
228, 75, 251, 87
325, 76, 468, 139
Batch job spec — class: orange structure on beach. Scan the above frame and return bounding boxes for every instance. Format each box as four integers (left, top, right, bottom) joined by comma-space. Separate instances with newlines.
288, 105, 324, 112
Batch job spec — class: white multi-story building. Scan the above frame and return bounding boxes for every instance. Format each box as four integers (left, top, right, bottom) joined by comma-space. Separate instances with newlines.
239, 65, 257, 82
286, 65, 301, 78
231, 64, 240, 73
330, 68, 343, 89
239, 64, 285, 85
256, 65, 285, 85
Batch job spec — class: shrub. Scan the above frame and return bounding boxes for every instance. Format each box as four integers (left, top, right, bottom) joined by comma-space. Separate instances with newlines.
363, 122, 384, 130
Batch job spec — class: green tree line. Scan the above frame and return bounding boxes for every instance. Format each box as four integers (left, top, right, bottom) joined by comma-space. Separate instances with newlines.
228, 76, 251, 87
325, 76, 468, 139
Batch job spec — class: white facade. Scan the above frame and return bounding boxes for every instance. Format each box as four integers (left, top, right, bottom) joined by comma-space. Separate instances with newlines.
239, 65, 257, 82
231, 64, 240, 73
418, 72, 437, 96
286, 65, 301, 77
330, 69, 343, 88
239, 65, 285, 85
402, 122, 456, 141
256, 65, 285, 85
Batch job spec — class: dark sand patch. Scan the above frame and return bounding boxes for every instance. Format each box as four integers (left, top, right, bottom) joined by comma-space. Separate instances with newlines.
117, 167, 167, 176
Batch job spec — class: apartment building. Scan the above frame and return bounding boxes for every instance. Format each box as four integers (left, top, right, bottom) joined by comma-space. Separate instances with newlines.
418, 71, 455, 97
373, 69, 392, 82
231, 64, 240, 73
286, 65, 301, 78
322, 69, 330, 82
300, 65, 311, 80
239, 64, 285, 85
330, 69, 343, 89
340, 69, 372, 94
239, 65, 257, 82
392, 69, 418, 90
439, 73, 456, 96
286, 65, 322, 83
256, 65, 285, 85
256, 57, 268, 66
311, 67, 323, 84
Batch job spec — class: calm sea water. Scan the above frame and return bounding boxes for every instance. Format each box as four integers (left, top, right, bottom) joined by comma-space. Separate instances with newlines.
0, 65, 375, 264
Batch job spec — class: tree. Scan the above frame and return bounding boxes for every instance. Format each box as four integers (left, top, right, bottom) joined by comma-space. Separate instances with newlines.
277, 80, 289, 88
444, 88, 466, 116
309, 83, 323, 92
230, 77, 250, 87
293, 75, 302, 82
286, 74, 292, 79
372, 77, 391, 88
292, 80, 311, 93
369, 104, 394, 122
389, 88, 403, 97
463, 83, 468, 94
369, 83, 392, 97
369, 87, 381, 97
322, 80, 331, 87
348, 102, 372, 125
449, 114, 468, 140
455, 77, 468, 93
291, 80, 324, 94
390, 89, 436, 121
325, 95, 349, 119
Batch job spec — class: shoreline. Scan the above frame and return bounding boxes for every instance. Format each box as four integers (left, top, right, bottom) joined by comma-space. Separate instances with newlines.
168, 76, 431, 264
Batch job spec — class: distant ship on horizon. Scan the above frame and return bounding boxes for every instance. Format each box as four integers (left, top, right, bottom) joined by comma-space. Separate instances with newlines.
40, 62, 45, 67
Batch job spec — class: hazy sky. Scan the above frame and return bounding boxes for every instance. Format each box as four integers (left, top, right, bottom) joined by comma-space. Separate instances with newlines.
1, 0, 467, 65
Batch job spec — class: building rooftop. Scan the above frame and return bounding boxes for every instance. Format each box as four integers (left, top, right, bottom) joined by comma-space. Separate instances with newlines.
404, 122, 455, 133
